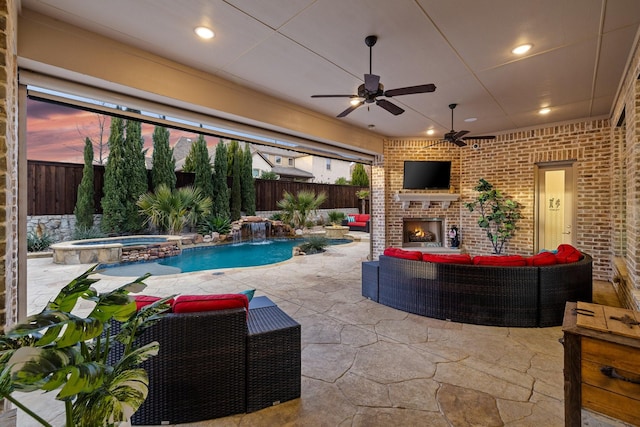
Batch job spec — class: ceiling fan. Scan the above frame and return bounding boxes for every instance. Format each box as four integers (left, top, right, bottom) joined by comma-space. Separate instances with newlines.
442, 103, 496, 147
311, 35, 436, 118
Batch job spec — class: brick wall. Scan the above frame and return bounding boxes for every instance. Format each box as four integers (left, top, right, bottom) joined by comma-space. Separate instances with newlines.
376, 119, 612, 281
1, 0, 18, 328
1, 0, 19, 422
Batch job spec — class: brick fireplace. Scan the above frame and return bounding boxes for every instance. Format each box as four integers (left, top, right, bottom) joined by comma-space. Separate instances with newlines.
403, 218, 445, 247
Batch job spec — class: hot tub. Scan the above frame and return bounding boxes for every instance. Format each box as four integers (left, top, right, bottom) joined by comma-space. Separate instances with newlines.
50, 235, 182, 265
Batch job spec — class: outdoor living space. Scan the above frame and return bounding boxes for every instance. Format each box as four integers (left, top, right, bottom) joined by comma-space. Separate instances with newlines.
20, 238, 622, 427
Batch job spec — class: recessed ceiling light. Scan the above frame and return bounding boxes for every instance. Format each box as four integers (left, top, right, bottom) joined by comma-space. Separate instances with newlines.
426, 129, 435, 135
194, 26, 215, 39
464, 117, 477, 122
539, 107, 551, 115
512, 43, 533, 55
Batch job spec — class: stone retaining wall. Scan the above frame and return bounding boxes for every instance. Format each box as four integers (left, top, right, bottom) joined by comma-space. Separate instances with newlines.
121, 242, 181, 263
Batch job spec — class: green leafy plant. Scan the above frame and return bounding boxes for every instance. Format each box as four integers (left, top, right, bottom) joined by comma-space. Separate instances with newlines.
277, 190, 327, 230
334, 177, 349, 185
27, 228, 55, 252
137, 184, 212, 234
259, 171, 279, 180
298, 235, 329, 254
327, 211, 346, 226
465, 178, 522, 254
0, 266, 172, 426
72, 225, 106, 241
198, 215, 232, 235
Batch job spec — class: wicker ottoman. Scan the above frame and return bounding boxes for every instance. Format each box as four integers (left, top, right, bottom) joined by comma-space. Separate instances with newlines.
246, 301, 301, 413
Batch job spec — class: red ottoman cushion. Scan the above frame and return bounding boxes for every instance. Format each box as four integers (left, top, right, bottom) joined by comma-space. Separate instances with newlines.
173, 294, 249, 314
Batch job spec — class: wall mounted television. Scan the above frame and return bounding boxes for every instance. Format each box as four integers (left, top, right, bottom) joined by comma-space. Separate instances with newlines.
403, 161, 452, 190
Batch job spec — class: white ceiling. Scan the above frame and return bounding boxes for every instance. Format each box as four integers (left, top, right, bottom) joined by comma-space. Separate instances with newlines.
19, 0, 640, 139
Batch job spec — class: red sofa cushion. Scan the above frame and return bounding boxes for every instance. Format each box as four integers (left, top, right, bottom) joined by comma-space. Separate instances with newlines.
526, 251, 558, 266
133, 295, 175, 311
354, 214, 370, 222
383, 247, 423, 261
422, 253, 472, 265
473, 255, 527, 266
173, 294, 249, 314
555, 244, 583, 264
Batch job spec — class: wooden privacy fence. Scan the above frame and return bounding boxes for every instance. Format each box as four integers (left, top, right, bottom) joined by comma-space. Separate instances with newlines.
28, 160, 367, 216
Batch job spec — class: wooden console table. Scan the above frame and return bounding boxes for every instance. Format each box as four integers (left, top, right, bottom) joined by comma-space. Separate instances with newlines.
562, 302, 640, 426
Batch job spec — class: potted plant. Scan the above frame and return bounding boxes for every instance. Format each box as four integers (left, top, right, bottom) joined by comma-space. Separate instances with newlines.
324, 211, 349, 238
355, 190, 369, 214
0, 266, 172, 426
465, 178, 522, 254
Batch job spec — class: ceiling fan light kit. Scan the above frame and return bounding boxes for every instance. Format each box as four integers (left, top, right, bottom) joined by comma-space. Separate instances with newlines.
311, 35, 436, 118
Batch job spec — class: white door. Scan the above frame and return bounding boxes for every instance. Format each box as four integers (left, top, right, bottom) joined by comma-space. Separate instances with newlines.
536, 164, 575, 252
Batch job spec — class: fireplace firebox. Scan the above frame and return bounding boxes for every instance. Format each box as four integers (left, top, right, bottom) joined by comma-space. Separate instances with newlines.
403, 218, 445, 247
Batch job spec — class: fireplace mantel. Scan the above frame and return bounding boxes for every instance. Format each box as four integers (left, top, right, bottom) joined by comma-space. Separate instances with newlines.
394, 192, 460, 209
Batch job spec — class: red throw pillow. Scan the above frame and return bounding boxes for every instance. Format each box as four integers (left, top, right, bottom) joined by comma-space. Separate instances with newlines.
173, 294, 249, 314
133, 295, 175, 311
526, 251, 558, 266
383, 247, 423, 261
422, 253, 472, 265
472, 255, 527, 267
555, 244, 582, 264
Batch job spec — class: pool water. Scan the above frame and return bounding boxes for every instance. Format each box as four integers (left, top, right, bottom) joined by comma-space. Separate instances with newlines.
151, 238, 350, 273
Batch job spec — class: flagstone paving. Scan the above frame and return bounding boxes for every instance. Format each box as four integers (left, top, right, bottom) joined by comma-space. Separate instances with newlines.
20, 239, 628, 426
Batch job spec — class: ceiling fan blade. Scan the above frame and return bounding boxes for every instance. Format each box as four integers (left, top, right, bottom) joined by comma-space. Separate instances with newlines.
337, 101, 363, 118
364, 74, 380, 93
463, 135, 496, 140
376, 99, 404, 115
384, 83, 436, 97
311, 94, 358, 98
453, 130, 470, 139
453, 139, 467, 147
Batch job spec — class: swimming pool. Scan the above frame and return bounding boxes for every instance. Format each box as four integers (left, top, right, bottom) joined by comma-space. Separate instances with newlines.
100, 238, 351, 275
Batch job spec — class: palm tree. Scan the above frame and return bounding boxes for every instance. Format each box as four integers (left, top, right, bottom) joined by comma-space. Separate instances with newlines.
137, 184, 212, 234
277, 190, 327, 230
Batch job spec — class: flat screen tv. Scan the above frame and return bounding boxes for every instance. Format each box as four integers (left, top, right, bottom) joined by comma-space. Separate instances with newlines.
403, 161, 451, 190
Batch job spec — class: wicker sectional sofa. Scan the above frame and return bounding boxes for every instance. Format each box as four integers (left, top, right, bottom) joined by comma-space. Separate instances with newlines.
110, 296, 300, 425
364, 252, 592, 327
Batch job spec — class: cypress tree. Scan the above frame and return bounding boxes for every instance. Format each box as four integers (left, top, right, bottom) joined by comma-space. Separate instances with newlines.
74, 137, 95, 229
230, 143, 242, 220
101, 116, 127, 234
241, 144, 256, 215
192, 134, 214, 199
351, 163, 369, 187
151, 126, 176, 190
212, 141, 230, 219
123, 112, 148, 232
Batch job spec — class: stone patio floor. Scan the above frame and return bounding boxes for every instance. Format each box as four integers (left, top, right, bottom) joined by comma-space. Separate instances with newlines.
19, 238, 629, 426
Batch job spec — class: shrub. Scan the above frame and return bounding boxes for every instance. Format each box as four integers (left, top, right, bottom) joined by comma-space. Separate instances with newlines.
277, 190, 327, 230
327, 211, 346, 225
137, 184, 212, 234
260, 171, 279, 180
27, 230, 54, 252
199, 215, 232, 235
72, 225, 106, 240
298, 236, 329, 254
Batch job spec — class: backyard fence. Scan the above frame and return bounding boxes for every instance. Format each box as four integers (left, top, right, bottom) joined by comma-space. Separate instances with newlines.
28, 160, 367, 216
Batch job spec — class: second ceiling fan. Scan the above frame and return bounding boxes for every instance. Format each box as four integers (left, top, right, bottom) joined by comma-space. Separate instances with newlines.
443, 103, 496, 146
311, 35, 436, 118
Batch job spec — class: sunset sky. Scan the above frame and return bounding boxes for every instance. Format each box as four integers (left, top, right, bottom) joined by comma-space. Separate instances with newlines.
26, 98, 210, 164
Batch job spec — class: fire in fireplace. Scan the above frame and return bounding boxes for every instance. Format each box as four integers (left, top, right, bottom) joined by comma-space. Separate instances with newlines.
403, 218, 444, 247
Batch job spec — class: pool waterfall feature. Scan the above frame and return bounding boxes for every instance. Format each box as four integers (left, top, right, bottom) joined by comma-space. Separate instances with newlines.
50, 219, 290, 265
